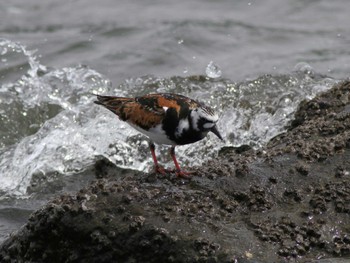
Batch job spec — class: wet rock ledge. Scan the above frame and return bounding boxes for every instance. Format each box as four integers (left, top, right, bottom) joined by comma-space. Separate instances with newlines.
1, 81, 350, 263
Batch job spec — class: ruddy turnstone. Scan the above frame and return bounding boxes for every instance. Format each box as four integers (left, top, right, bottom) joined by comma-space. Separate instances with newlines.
94, 93, 223, 178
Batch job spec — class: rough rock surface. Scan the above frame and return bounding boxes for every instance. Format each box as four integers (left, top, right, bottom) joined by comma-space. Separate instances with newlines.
1, 81, 350, 262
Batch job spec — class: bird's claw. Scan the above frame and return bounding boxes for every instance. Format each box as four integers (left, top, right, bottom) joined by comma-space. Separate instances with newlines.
154, 165, 172, 175
154, 165, 192, 179
175, 169, 193, 179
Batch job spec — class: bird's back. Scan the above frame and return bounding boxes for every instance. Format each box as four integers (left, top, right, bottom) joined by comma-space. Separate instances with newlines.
94, 94, 165, 130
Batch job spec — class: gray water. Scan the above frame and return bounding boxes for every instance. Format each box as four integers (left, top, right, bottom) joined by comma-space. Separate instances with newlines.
0, 0, 348, 254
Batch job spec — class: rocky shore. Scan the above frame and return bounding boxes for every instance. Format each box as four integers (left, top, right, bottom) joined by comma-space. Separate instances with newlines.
1, 81, 350, 262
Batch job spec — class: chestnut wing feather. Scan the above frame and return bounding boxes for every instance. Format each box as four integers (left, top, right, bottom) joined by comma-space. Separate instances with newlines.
95, 94, 165, 129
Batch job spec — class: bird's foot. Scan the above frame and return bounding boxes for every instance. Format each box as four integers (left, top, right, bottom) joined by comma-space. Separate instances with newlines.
174, 169, 193, 179
153, 165, 193, 179
154, 165, 172, 175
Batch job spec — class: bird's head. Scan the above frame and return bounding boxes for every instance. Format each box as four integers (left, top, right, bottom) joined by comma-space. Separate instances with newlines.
190, 106, 223, 141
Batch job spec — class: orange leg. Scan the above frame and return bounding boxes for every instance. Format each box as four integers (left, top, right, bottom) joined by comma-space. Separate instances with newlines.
170, 146, 192, 178
149, 142, 169, 175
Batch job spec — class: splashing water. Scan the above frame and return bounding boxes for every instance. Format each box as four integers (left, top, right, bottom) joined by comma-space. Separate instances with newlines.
0, 39, 337, 198
0, 39, 119, 197
0, 38, 46, 80
205, 61, 222, 79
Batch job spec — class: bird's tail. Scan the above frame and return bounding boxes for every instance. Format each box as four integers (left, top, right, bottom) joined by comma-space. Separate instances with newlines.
94, 94, 133, 115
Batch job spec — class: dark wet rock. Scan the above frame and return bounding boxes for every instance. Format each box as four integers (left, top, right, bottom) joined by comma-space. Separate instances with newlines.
1, 81, 350, 262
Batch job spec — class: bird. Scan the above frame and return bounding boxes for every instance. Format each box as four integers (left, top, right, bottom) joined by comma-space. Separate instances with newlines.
94, 93, 223, 178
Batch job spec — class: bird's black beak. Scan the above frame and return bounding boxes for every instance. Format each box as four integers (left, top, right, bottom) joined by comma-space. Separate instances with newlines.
210, 125, 224, 141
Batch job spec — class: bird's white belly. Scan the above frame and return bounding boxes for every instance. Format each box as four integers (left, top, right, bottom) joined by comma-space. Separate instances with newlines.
128, 123, 175, 145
